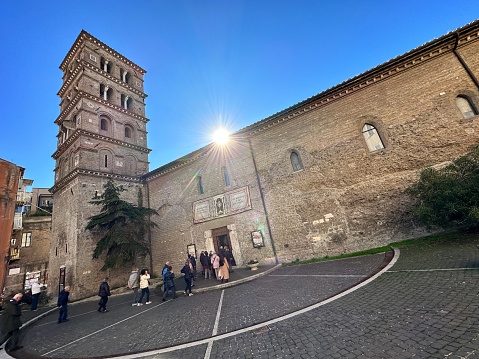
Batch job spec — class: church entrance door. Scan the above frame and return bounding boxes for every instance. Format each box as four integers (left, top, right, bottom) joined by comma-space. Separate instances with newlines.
211, 226, 231, 254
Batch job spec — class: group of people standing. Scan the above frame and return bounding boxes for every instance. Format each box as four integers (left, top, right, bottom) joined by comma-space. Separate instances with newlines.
200, 246, 235, 283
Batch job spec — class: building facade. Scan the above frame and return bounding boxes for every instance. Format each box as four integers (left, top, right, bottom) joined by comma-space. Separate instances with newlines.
50, 22, 479, 299
49, 31, 150, 299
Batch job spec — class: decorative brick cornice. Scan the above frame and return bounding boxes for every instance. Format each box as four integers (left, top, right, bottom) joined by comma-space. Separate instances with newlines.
52, 129, 151, 159
57, 60, 147, 98
60, 30, 146, 75
54, 91, 149, 125
142, 144, 212, 181
240, 20, 479, 136
50, 168, 143, 194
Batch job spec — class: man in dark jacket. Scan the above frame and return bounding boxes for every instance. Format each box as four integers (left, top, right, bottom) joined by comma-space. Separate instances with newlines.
98, 277, 111, 313
57, 286, 70, 323
1, 293, 23, 351
180, 261, 193, 296
162, 266, 177, 301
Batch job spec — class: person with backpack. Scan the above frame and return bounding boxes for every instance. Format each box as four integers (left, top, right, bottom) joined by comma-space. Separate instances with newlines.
127, 268, 140, 306
180, 261, 193, 296
161, 261, 170, 292
162, 266, 177, 301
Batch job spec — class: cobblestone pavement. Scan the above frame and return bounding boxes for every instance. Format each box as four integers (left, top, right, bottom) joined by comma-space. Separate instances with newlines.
6, 234, 479, 358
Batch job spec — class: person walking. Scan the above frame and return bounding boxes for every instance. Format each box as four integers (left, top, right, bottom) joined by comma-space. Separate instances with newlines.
211, 252, 220, 280
218, 257, 230, 283
127, 268, 140, 306
31, 279, 44, 311
200, 250, 211, 279
161, 261, 170, 292
1, 293, 23, 351
57, 286, 70, 323
180, 261, 193, 296
98, 277, 111, 313
162, 266, 177, 301
137, 269, 151, 306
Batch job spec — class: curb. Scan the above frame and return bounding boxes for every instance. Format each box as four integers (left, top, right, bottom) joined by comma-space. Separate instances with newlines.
192, 264, 282, 294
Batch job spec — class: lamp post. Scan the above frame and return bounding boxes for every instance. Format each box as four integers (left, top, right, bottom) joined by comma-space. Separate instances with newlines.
247, 136, 279, 265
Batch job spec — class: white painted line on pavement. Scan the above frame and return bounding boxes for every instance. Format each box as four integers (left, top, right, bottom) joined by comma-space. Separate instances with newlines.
40, 301, 168, 357
270, 274, 365, 277
115, 248, 401, 359
204, 290, 225, 359
387, 267, 479, 273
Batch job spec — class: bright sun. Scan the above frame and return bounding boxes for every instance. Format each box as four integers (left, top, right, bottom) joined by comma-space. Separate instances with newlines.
213, 128, 229, 145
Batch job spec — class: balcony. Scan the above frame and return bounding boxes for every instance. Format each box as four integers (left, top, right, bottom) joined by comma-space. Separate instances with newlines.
10, 247, 20, 261
13, 213, 22, 230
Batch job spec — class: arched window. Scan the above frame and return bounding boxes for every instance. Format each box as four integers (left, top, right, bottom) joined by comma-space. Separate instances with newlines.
362, 124, 385, 152
125, 126, 132, 138
456, 96, 477, 119
100, 118, 108, 131
290, 151, 303, 172
198, 176, 204, 194
223, 166, 230, 186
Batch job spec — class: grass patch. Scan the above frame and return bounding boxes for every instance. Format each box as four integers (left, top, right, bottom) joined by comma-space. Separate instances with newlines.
282, 230, 477, 267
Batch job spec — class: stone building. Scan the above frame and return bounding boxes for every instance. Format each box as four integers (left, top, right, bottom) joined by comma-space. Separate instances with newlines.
49, 31, 149, 299
50, 21, 479, 299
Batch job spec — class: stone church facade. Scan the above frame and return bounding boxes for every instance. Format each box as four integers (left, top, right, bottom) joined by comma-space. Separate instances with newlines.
50, 21, 479, 299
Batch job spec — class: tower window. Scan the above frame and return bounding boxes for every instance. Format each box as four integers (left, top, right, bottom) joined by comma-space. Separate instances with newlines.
100, 118, 108, 131
120, 68, 131, 84
290, 151, 303, 172
125, 126, 132, 138
100, 57, 112, 73
456, 96, 478, 119
362, 123, 385, 152
198, 176, 204, 194
104, 155, 108, 168
223, 166, 230, 186
121, 94, 132, 109
100, 84, 112, 101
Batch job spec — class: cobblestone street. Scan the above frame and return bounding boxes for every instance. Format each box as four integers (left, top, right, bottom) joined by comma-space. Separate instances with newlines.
4, 234, 479, 359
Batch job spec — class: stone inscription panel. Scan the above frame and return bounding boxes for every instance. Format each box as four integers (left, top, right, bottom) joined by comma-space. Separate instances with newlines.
193, 186, 251, 223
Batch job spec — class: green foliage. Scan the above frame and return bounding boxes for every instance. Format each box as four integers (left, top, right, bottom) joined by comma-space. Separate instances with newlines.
407, 145, 479, 228
86, 180, 158, 271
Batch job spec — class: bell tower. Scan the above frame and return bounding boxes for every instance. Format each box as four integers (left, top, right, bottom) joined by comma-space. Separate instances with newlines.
49, 31, 150, 298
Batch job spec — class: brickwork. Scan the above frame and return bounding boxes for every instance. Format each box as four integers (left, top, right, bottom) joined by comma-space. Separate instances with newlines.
49, 31, 150, 300
49, 23, 479, 299
5, 216, 51, 294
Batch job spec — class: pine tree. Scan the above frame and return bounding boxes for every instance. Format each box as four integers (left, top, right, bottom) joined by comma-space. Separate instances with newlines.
86, 180, 158, 271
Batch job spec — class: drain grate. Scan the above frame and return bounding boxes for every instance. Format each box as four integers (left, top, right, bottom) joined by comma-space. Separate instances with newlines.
252, 325, 271, 335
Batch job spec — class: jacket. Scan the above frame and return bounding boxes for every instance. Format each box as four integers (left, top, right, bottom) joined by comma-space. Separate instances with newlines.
139, 274, 150, 289
1, 298, 22, 334
163, 271, 175, 288
128, 271, 139, 288
180, 265, 192, 279
98, 281, 111, 297
57, 289, 69, 306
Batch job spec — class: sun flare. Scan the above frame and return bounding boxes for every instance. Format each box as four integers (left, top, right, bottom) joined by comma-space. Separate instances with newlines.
213, 128, 230, 145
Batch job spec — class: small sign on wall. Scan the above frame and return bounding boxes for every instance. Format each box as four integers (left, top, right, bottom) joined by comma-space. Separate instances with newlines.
251, 230, 265, 248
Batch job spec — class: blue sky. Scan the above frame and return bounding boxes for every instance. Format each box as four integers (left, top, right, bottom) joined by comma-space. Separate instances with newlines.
1, 1, 479, 189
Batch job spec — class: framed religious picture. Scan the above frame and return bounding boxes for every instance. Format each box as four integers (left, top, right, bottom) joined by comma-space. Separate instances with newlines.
251, 230, 264, 248
187, 244, 196, 257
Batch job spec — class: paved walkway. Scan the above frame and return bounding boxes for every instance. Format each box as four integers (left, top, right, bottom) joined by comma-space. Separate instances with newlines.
3, 233, 479, 358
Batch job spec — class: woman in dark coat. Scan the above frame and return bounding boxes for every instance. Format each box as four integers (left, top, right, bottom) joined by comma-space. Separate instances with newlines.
98, 277, 111, 313
1, 293, 23, 351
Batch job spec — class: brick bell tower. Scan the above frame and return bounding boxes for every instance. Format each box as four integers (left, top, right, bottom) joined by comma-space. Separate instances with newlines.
49, 31, 150, 299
